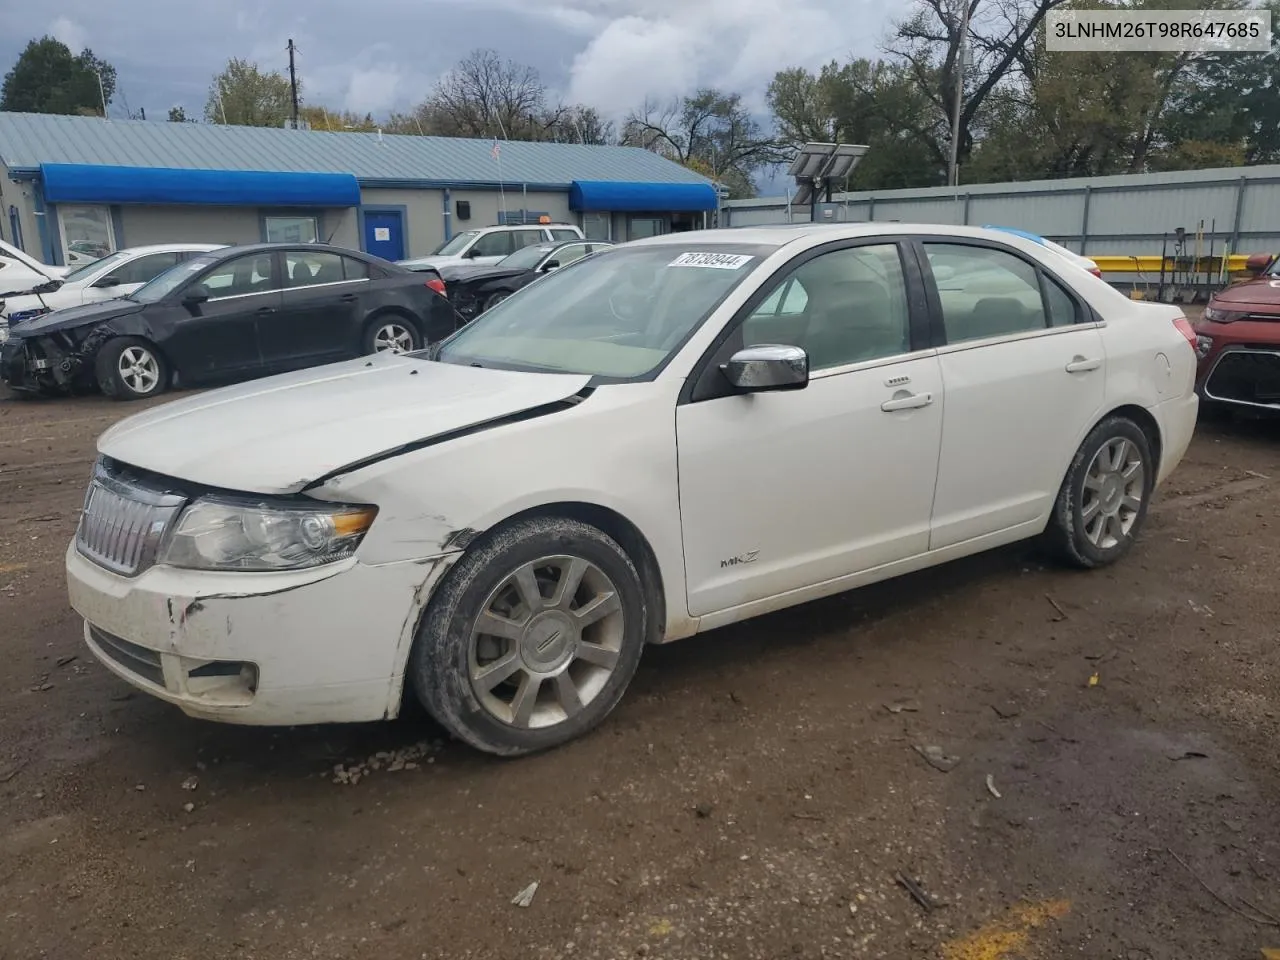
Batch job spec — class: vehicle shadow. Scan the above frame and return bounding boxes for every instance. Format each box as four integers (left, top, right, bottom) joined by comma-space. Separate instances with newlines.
107, 538, 1042, 787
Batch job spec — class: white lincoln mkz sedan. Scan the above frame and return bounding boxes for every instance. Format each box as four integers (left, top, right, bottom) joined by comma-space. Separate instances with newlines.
66, 224, 1200, 756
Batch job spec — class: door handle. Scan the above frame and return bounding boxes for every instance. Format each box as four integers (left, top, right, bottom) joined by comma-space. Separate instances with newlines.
339, 294, 358, 303
255, 306, 277, 315
1065, 356, 1101, 373
881, 392, 933, 412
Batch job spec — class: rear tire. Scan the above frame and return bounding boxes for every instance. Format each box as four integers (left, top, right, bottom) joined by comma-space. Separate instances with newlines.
363, 316, 421, 354
411, 516, 648, 757
1044, 416, 1154, 569
96, 337, 168, 401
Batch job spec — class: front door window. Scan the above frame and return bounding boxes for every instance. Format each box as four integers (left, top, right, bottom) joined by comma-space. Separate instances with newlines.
57, 205, 115, 266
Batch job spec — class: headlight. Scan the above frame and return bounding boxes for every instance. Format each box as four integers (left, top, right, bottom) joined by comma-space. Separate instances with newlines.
158, 496, 378, 572
1203, 305, 1243, 324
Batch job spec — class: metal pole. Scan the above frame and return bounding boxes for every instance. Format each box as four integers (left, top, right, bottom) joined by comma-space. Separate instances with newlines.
288, 39, 299, 128
947, 0, 971, 187
96, 71, 108, 119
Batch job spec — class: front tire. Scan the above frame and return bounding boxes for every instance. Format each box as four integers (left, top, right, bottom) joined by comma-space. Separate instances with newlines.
96, 337, 167, 401
1045, 416, 1155, 569
484, 291, 511, 312
411, 516, 648, 757
364, 316, 421, 354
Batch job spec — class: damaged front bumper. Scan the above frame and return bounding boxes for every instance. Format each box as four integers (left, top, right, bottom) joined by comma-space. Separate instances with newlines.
67, 544, 455, 725
0, 326, 106, 394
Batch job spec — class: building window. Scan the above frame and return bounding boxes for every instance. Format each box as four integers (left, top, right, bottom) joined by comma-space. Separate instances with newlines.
581, 213, 611, 241
57, 204, 115, 266
627, 217, 665, 240
264, 215, 319, 244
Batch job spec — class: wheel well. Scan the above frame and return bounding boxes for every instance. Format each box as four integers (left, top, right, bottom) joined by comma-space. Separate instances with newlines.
364, 307, 421, 338
482, 502, 668, 644
1106, 404, 1162, 466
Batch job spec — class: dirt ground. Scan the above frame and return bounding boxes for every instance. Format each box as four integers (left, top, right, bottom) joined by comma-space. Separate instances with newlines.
2, 382, 1279, 960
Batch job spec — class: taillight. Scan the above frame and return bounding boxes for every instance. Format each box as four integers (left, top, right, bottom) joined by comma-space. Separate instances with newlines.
1173, 315, 1197, 350
425, 278, 446, 296
1089, 267, 1102, 279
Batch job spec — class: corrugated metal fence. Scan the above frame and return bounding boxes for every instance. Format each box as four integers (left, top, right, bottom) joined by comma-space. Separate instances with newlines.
719, 165, 1280, 267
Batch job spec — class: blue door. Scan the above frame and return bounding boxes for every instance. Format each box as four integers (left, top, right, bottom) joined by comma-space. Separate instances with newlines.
363, 209, 405, 261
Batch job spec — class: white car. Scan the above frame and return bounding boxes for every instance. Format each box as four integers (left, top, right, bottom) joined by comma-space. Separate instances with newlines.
65, 224, 1199, 756
399, 223, 585, 271
0, 238, 68, 295
2, 244, 225, 325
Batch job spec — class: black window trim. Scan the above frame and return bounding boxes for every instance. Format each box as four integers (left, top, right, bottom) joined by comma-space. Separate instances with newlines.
678, 235, 933, 406
907, 235, 1102, 350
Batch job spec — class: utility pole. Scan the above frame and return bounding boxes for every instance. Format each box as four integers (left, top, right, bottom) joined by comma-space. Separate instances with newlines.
287, 39, 299, 128
947, 0, 972, 187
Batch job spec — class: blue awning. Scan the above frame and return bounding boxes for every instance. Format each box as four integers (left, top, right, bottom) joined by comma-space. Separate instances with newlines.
39, 163, 361, 207
569, 180, 718, 213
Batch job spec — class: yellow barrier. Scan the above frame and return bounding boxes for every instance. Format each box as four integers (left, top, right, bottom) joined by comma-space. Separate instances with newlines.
1090, 254, 1253, 274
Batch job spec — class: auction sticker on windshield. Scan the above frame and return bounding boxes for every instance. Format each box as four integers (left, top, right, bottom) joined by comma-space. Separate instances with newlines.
668, 252, 754, 269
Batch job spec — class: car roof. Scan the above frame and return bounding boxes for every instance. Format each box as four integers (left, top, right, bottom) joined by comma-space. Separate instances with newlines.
117, 243, 227, 255
196, 242, 374, 260
621, 222, 1065, 252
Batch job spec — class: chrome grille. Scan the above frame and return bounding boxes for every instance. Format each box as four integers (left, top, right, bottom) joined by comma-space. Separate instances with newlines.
76, 461, 186, 577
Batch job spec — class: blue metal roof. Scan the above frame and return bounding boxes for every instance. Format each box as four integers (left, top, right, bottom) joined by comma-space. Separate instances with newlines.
570, 180, 718, 212
41, 163, 361, 206
0, 112, 711, 189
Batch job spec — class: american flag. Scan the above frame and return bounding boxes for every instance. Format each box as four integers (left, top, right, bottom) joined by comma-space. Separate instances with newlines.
491, 139, 501, 161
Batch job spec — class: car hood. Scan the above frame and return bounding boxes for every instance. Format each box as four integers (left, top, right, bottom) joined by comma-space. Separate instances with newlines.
9, 298, 143, 336
96, 353, 593, 495
1210, 276, 1280, 312
439, 264, 525, 284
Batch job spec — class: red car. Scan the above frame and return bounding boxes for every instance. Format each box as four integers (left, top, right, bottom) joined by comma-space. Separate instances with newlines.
1193, 253, 1280, 414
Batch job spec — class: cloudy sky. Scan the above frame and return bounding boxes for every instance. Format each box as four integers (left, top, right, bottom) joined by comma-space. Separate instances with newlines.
0, 0, 898, 123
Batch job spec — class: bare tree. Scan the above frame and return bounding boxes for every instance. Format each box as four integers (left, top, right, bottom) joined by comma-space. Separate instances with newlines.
417, 49, 550, 139
622, 89, 782, 198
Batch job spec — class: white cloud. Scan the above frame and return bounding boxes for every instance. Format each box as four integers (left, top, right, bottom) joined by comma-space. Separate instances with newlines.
1, 0, 899, 127
560, 0, 897, 119
50, 15, 87, 53
343, 68, 403, 115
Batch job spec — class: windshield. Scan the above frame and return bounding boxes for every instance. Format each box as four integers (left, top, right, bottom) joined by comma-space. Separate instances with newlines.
498, 244, 555, 271
436, 243, 770, 379
432, 231, 479, 256
130, 255, 218, 303
63, 251, 129, 285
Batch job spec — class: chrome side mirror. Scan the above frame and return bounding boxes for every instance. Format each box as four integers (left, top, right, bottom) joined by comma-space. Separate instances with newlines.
720, 344, 809, 392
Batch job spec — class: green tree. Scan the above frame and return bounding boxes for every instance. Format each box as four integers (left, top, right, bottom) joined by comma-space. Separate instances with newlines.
205, 58, 295, 127
299, 105, 378, 131
768, 60, 942, 189
167, 105, 189, 122
1158, 0, 1280, 164
0, 36, 116, 116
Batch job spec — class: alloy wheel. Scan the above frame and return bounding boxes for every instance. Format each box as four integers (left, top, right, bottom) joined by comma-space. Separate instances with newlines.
468, 555, 625, 729
117, 346, 160, 395
1081, 436, 1145, 550
372, 323, 416, 353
